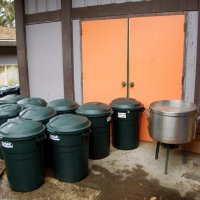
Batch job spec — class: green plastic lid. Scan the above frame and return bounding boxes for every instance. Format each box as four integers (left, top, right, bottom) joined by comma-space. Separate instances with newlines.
75, 102, 111, 117
0, 94, 24, 105
19, 106, 57, 123
110, 97, 143, 111
0, 104, 22, 118
0, 118, 45, 141
48, 99, 79, 113
46, 114, 91, 134
17, 97, 47, 108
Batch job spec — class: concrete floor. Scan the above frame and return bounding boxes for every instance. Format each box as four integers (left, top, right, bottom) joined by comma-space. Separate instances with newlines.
0, 141, 200, 200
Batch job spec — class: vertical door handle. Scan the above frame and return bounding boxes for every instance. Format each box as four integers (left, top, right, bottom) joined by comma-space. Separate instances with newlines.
122, 81, 127, 87
130, 82, 134, 87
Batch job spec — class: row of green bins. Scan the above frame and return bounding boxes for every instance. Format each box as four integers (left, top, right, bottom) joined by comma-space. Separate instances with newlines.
0, 104, 22, 159
110, 98, 144, 150
0, 94, 24, 105
19, 106, 57, 165
17, 97, 47, 108
0, 118, 46, 192
48, 99, 79, 114
75, 102, 111, 159
46, 114, 91, 182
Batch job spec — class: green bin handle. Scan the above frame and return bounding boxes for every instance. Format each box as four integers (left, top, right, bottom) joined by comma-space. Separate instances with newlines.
82, 129, 92, 137
36, 133, 47, 143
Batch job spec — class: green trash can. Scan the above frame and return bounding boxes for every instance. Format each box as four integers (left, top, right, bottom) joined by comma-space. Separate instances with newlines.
0, 118, 46, 192
19, 106, 57, 165
110, 97, 144, 150
0, 94, 24, 105
48, 99, 79, 114
17, 97, 47, 109
75, 102, 112, 159
19, 106, 57, 125
46, 114, 91, 183
0, 104, 22, 159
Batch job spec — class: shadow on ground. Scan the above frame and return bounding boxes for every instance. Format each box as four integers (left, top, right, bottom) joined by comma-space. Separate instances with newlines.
77, 164, 197, 200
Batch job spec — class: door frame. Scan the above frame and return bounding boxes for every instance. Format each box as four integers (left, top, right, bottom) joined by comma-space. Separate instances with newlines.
73, 12, 196, 105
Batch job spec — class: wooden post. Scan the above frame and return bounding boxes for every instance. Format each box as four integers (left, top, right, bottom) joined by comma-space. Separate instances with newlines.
61, 0, 74, 99
194, 0, 200, 115
14, 0, 30, 97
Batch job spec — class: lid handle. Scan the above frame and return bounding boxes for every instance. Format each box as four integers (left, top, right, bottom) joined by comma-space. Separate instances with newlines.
0, 119, 17, 129
48, 116, 59, 123
20, 108, 36, 116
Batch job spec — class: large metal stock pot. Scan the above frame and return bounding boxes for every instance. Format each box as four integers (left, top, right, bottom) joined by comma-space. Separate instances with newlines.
148, 100, 197, 144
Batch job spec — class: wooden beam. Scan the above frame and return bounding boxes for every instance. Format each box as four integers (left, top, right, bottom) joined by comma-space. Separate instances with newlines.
25, 10, 61, 25
0, 46, 17, 55
194, 1, 200, 114
14, 0, 30, 97
61, 0, 74, 99
71, 0, 198, 19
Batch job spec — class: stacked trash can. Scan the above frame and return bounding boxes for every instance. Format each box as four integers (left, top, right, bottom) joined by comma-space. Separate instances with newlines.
0, 104, 22, 159
46, 114, 91, 182
19, 106, 57, 165
17, 97, 47, 109
110, 97, 144, 150
48, 99, 79, 114
0, 94, 24, 105
75, 102, 112, 159
0, 118, 46, 192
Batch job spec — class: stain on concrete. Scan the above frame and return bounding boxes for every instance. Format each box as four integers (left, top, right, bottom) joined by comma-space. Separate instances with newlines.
182, 173, 200, 183
77, 164, 197, 200
0, 166, 100, 200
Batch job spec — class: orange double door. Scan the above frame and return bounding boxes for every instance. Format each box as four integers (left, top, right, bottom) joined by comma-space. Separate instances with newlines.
81, 15, 185, 141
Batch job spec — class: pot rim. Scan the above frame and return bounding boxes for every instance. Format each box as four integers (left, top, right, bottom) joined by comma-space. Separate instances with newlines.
149, 100, 197, 116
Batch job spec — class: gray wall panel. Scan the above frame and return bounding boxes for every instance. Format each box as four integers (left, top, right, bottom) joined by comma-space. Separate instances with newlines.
0, 55, 18, 65
184, 11, 198, 102
36, 0, 46, 13
25, 0, 36, 14
73, 20, 83, 104
25, 0, 61, 14
26, 22, 64, 102
72, 0, 85, 8
47, 0, 58, 11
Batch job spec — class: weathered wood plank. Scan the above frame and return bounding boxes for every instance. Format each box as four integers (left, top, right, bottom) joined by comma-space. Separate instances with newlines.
71, 0, 198, 19
61, 0, 74, 99
14, 0, 30, 97
25, 10, 61, 25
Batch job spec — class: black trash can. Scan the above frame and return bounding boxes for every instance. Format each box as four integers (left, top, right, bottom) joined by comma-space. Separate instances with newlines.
75, 102, 112, 159
19, 106, 57, 165
0, 94, 24, 105
17, 97, 47, 109
0, 118, 46, 192
0, 104, 22, 159
48, 99, 79, 114
0, 85, 20, 97
46, 114, 91, 183
110, 97, 144, 150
